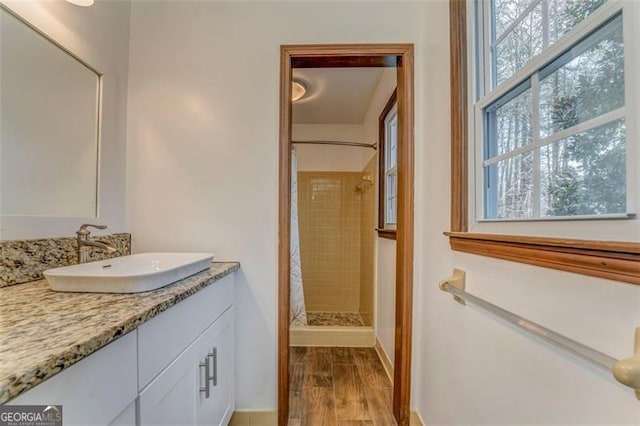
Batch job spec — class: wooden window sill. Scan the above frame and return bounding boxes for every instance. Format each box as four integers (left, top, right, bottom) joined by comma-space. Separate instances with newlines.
445, 231, 640, 285
377, 229, 397, 240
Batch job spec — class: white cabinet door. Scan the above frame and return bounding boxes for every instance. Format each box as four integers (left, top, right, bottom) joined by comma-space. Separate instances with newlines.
138, 336, 200, 426
196, 307, 235, 426
139, 306, 235, 426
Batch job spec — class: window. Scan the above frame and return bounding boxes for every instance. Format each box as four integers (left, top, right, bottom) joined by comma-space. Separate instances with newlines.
378, 89, 398, 239
476, 0, 630, 220
447, 0, 640, 285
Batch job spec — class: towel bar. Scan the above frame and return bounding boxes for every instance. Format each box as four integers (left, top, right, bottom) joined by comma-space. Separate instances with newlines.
439, 271, 640, 399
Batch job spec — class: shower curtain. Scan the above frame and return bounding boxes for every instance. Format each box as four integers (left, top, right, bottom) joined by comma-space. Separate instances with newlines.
290, 148, 308, 326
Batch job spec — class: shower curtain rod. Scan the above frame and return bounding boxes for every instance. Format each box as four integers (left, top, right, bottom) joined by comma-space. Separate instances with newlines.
291, 140, 377, 150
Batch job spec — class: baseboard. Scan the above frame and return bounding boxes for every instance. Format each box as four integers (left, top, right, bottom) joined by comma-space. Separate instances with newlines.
229, 410, 277, 426
290, 326, 375, 347
374, 340, 425, 425
374, 337, 394, 382
410, 410, 426, 426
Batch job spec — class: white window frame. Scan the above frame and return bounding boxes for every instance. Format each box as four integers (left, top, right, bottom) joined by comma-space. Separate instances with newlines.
469, 0, 640, 237
384, 103, 398, 229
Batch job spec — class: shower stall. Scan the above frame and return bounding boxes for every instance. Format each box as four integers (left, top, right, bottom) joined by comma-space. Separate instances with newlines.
290, 141, 377, 347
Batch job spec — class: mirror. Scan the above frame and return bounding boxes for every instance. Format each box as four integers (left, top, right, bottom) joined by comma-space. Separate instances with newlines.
0, 5, 101, 219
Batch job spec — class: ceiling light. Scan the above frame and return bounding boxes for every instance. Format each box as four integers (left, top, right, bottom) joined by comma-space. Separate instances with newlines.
292, 80, 307, 102
65, 0, 94, 6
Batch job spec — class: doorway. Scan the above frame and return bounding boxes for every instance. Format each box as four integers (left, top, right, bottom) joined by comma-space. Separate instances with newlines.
278, 44, 415, 426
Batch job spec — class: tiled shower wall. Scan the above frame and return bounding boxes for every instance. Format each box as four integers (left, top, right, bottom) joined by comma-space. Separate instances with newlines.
298, 172, 363, 312
359, 156, 377, 326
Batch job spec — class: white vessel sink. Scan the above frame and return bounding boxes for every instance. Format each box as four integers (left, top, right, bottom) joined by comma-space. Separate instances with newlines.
44, 253, 214, 293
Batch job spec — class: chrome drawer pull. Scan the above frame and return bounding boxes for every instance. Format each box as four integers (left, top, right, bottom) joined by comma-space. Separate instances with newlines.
199, 357, 210, 398
208, 348, 218, 387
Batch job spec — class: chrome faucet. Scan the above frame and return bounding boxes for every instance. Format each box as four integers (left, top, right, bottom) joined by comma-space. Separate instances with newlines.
76, 224, 117, 264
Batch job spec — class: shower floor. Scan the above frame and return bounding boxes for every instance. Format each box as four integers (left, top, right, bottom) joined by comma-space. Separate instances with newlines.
306, 311, 365, 327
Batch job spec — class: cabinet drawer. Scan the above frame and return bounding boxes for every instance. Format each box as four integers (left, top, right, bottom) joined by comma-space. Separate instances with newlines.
11, 330, 137, 426
138, 274, 234, 390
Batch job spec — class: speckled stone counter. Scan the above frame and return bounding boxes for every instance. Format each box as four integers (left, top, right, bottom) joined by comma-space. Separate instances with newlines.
0, 261, 239, 404
1, 234, 131, 287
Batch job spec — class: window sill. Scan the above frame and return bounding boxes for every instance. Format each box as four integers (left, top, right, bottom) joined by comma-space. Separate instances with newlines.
377, 229, 397, 240
475, 213, 635, 223
444, 231, 640, 285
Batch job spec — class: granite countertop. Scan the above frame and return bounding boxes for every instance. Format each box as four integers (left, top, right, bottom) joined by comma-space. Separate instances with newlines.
0, 261, 239, 404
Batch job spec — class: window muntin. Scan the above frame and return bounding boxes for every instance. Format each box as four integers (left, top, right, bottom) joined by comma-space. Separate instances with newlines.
490, 0, 607, 87
538, 18, 624, 138
384, 104, 398, 227
486, 82, 532, 158
479, 5, 628, 220
493, 2, 544, 85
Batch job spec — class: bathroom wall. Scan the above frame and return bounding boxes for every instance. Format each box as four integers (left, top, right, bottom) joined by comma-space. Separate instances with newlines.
0, 0, 130, 239
359, 156, 376, 326
297, 172, 363, 312
293, 124, 366, 172
361, 68, 397, 361
412, 1, 640, 424
126, 2, 428, 410
375, 238, 396, 363
127, 1, 640, 422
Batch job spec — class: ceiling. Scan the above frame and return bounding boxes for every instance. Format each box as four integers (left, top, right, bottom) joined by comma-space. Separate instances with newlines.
292, 68, 384, 125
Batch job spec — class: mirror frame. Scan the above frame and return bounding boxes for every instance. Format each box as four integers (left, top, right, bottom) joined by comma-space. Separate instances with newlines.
0, 3, 104, 240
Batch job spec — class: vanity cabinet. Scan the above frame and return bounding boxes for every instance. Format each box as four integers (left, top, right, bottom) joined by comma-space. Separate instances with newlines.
8, 272, 235, 426
137, 273, 235, 425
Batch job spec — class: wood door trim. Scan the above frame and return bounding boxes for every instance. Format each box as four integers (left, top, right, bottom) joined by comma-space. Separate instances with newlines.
278, 43, 415, 426
392, 47, 415, 425
292, 55, 398, 68
278, 45, 292, 426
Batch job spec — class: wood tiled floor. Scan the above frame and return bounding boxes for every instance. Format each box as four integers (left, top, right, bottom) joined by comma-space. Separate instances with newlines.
288, 347, 396, 425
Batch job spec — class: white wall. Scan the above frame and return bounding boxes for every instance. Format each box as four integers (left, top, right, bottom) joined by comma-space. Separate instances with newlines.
127, 0, 640, 422
0, 0, 130, 240
126, 0, 429, 411
292, 124, 364, 171
412, 1, 640, 424
359, 68, 398, 362
376, 238, 396, 363
361, 68, 396, 167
